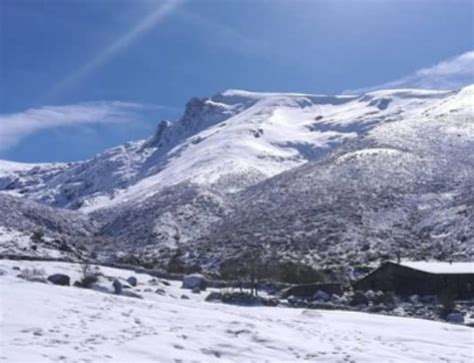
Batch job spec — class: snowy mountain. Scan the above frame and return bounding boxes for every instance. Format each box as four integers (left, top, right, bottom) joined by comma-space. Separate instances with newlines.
1, 88, 441, 211
192, 85, 474, 272
0, 85, 472, 275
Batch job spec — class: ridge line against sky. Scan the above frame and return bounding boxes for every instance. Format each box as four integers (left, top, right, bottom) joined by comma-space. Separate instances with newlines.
1, 0, 472, 162
0, 50, 473, 157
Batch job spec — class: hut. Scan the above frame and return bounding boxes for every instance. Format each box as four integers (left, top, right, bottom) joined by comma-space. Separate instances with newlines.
354, 261, 474, 299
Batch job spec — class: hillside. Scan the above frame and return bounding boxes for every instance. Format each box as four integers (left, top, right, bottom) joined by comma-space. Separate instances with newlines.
0, 86, 472, 276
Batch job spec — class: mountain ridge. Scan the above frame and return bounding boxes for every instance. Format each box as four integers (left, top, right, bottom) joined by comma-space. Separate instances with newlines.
0, 85, 472, 276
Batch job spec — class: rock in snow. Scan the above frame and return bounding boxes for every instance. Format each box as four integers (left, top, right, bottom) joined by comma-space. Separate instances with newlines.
112, 279, 123, 294
126, 276, 138, 287
47, 273, 70, 286
182, 274, 207, 290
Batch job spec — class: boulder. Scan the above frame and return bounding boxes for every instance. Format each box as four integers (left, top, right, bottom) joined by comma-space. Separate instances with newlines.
127, 276, 138, 287
446, 313, 464, 324
47, 274, 70, 286
155, 288, 166, 295
192, 287, 201, 294
182, 274, 207, 291
181, 294, 190, 300
113, 279, 123, 294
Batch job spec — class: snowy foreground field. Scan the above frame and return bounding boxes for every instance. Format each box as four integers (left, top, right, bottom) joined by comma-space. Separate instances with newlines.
0, 261, 473, 363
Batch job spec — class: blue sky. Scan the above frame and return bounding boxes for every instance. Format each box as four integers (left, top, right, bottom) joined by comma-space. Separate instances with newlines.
1, 0, 473, 162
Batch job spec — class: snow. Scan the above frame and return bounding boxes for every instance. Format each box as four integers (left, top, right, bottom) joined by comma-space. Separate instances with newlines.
0, 159, 65, 177
0, 227, 66, 259
0, 86, 467, 213
0, 85, 472, 272
2, 85, 466, 214
401, 261, 474, 274
80, 86, 457, 212
1, 260, 473, 362
336, 148, 404, 163
0, 160, 36, 174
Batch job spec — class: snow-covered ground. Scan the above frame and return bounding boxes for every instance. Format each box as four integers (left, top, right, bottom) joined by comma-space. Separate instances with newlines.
1, 260, 472, 363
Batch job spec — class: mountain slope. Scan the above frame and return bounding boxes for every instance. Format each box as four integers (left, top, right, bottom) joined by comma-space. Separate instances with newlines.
191, 86, 474, 273
0, 86, 472, 274
0, 193, 98, 260
0, 88, 451, 212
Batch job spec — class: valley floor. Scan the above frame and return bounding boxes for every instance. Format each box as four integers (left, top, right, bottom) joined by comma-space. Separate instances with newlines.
0, 261, 472, 363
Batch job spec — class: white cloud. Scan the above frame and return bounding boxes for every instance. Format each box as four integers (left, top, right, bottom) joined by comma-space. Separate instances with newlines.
348, 51, 474, 94
0, 101, 147, 150
47, 0, 183, 97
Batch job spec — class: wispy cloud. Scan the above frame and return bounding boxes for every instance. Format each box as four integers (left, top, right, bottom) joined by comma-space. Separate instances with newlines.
0, 101, 149, 150
348, 51, 474, 94
47, 0, 183, 98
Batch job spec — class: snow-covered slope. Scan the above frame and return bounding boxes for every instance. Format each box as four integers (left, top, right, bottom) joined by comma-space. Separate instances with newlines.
0, 86, 472, 273
0, 194, 99, 260
1, 260, 472, 363
191, 86, 474, 272
0, 87, 454, 212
